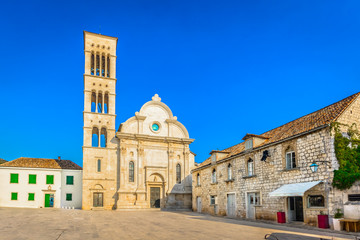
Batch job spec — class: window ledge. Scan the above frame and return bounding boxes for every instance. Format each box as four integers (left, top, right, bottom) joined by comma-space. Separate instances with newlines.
195, 185, 201, 188
210, 182, 218, 185
243, 175, 257, 179
225, 179, 235, 183
282, 167, 300, 172
254, 205, 263, 207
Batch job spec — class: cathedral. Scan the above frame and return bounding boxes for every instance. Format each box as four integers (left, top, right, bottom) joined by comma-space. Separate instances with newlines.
82, 31, 196, 210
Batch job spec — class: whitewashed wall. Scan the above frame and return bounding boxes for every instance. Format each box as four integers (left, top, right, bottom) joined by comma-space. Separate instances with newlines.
61, 169, 83, 209
0, 167, 62, 208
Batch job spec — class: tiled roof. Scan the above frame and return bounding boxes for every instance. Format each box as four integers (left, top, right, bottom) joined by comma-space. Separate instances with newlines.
0, 157, 82, 170
196, 92, 360, 169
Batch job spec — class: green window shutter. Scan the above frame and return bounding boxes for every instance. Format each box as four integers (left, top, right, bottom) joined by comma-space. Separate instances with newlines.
11, 192, 18, 200
10, 173, 19, 183
28, 193, 35, 201
66, 176, 74, 185
46, 175, 54, 184
66, 193, 72, 201
29, 174, 37, 184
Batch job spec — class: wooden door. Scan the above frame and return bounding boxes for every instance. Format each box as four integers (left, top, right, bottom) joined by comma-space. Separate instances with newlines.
227, 194, 236, 217
150, 187, 160, 208
247, 193, 255, 219
93, 192, 103, 207
197, 197, 202, 213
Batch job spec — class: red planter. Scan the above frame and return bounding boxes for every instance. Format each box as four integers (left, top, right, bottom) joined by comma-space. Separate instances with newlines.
318, 215, 329, 229
277, 212, 286, 223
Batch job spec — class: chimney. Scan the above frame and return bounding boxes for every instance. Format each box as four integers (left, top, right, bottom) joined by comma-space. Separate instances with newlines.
58, 156, 61, 160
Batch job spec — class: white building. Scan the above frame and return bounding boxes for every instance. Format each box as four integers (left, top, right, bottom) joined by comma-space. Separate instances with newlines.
0, 157, 82, 209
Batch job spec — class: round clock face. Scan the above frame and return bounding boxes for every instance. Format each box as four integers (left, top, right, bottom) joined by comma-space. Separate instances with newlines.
152, 123, 160, 132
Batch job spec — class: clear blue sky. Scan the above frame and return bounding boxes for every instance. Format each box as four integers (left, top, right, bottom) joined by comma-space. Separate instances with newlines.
1, 1, 360, 166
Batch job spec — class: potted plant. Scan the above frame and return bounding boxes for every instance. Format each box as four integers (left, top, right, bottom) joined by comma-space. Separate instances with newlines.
332, 209, 343, 231
277, 210, 286, 223
318, 211, 329, 229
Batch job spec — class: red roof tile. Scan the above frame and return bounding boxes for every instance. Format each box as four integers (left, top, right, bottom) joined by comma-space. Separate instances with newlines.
0, 157, 82, 170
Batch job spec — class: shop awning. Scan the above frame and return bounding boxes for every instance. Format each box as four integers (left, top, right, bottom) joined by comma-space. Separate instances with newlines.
269, 181, 322, 197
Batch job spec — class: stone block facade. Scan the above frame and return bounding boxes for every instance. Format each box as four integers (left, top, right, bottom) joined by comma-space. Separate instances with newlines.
192, 92, 360, 227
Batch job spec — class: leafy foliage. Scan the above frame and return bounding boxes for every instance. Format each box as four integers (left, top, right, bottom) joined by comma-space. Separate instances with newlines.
331, 122, 360, 190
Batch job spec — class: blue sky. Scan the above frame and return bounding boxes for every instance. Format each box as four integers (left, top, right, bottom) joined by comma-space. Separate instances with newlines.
1, 1, 360, 166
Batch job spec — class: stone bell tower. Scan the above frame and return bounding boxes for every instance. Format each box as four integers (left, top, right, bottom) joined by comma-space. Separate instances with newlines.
82, 31, 118, 210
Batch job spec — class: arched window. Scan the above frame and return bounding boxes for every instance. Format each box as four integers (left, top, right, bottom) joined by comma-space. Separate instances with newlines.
101, 55, 105, 77
104, 93, 109, 114
90, 53, 94, 75
228, 164, 232, 180
97, 92, 103, 113
211, 169, 216, 183
176, 164, 181, 184
100, 128, 107, 148
91, 91, 96, 112
92, 127, 99, 147
285, 148, 296, 169
96, 54, 100, 76
129, 161, 134, 182
197, 173, 200, 186
247, 158, 254, 176
107, 56, 110, 78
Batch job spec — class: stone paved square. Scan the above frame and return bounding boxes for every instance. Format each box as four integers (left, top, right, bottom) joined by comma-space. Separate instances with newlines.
0, 208, 354, 240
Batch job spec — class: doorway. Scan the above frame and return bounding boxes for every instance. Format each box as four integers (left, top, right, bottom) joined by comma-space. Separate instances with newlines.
93, 192, 103, 207
44, 194, 54, 208
150, 187, 160, 208
227, 194, 236, 217
288, 196, 304, 221
196, 197, 202, 213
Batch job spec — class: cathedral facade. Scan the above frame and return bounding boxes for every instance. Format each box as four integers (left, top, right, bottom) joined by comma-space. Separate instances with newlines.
82, 31, 195, 210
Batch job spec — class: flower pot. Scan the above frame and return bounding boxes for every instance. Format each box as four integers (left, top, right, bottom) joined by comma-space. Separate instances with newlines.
332, 218, 342, 231
318, 214, 329, 229
277, 212, 286, 223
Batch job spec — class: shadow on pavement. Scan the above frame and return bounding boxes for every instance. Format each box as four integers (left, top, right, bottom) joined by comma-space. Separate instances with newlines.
265, 232, 330, 240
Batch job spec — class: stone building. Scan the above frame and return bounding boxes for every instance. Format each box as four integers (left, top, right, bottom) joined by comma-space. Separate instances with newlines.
0, 157, 82, 209
82, 31, 195, 210
192, 92, 360, 226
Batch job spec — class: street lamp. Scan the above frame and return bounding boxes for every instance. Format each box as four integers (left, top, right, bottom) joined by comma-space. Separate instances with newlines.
310, 162, 319, 173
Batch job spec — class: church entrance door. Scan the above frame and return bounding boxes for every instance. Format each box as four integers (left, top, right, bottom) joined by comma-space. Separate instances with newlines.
150, 187, 160, 208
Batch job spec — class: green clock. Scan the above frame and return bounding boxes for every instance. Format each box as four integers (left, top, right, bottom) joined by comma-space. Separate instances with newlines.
152, 123, 160, 131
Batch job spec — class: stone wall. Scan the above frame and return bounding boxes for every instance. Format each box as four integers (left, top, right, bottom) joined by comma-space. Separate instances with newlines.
193, 128, 340, 225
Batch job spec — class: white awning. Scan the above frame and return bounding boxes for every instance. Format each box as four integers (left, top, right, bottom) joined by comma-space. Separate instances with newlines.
269, 181, 322, 197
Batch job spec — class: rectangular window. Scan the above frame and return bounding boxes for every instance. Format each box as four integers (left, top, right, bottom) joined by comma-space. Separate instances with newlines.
245, 139, 253, 150
46, 175, 54, 185
210, 195, 217, 205
66, 193, 72, 201
28, 193, 35, 201
66, 176, 74, 185
10, 173, 19, 183
29, 174, 37, 184
286, 152, 296, 169
97, 159, 101, 172
308, 195, 325, 207
11, 192, 18, 200
348, 194, 360, 201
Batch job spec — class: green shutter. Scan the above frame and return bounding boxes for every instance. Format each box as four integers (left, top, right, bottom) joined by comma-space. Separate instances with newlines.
66, 193, 72, 201
46, 175, 54, 184
10, 173, 19, 183
66, 176, 74, 185
11, 192, 18, 200
45, 194, 50, 207
29, 174, 36, 184
28, 193, 35, 201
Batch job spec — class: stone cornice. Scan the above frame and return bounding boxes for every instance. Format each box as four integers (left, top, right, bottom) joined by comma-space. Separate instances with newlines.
116, 132, 194, 144
83, 74, 117, 81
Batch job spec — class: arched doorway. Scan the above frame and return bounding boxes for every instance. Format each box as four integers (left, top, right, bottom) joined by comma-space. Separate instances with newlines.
147, 173, 165, 208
